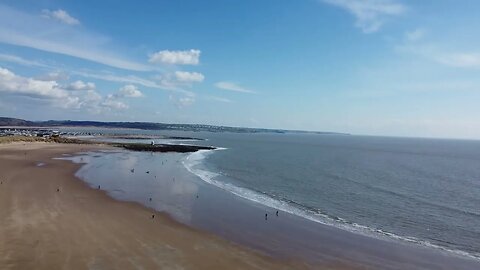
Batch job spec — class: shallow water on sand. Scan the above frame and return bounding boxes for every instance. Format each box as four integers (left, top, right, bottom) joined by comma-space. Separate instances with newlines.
59, 129, 480, 266
68, 150, 201, 224
60, 150, 479, 268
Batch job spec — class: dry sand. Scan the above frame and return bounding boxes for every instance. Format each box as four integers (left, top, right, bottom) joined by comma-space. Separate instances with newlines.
0, 142, 316, 270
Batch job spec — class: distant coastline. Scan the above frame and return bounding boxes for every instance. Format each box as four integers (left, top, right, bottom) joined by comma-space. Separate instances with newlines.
0, 117, 348, 135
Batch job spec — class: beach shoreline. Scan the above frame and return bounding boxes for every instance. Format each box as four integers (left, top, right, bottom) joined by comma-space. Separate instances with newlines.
2, 141, 479, 270
68, 140, 480, 270
0, 142, 314, 269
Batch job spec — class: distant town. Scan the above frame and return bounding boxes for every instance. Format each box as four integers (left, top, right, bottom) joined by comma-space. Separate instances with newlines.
0, 117, 348, 135
0, 127, 100, 138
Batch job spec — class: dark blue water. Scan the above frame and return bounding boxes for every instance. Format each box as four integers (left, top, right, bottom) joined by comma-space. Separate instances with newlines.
62, 128, 480, 259
194, 133, 480, 259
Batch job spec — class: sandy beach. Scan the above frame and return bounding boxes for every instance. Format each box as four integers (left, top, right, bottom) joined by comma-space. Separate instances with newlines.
2, 142, 479, 270
0, 142, 313, 269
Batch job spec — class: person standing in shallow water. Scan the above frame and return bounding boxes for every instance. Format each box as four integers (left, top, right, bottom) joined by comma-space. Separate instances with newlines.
265, 213, 268, 220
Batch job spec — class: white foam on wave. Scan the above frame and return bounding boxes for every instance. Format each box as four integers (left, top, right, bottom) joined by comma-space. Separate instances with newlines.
182, 148, 480, 261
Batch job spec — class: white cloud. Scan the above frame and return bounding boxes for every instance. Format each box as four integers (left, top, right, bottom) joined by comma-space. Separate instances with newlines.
102, 95, 129, 110
322, 0, 406, 33
75, 71, 159, 88
74, 70, 194, 95
66, 80, 96, 91
405, 28, 425, 42
41, 9, 80, 25
178, 96, 195, 107
0, 67, 91, 109
117, 84, 144, 98
174, 71, 204, 83
0, 5, 150, 71
0, 67, 68, 100
397, 42, 480, 69
36, 71, 69, 81
436, 53, 480, 68
71, 89, 102, 114
149, 49, 201, 65
0, 53, 48, 68
0, 66, 130, 112
94, 85, 142, 111
80, 89, 102, 104
151, 71, 204, 90
169, 95, 195, 108
205, 96, 232, 103
214, 81, 256, 94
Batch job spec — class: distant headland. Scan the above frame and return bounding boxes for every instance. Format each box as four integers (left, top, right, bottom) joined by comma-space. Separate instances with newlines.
0, 117, 348, 135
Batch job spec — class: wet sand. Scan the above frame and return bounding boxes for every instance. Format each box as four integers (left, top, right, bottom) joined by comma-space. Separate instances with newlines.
2, 142, 478, 270
68, 146, 480, 270
0, 143, 314, 269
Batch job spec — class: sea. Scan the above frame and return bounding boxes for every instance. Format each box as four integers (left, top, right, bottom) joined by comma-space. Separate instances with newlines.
60, 128, 480, 262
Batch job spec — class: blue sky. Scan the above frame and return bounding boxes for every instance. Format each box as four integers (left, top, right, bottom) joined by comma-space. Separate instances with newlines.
1, 0, 480, 139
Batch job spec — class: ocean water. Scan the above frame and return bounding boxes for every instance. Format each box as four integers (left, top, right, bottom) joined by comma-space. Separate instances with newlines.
64, 129, 480, 260
195, 133, 480, 259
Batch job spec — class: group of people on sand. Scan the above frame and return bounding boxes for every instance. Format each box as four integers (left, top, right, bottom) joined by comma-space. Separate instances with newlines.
89, 163, 283, 222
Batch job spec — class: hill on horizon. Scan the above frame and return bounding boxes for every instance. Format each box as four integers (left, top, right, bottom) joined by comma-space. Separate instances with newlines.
0, 117, 344, 135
